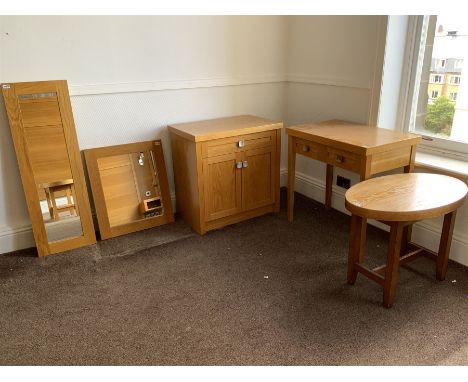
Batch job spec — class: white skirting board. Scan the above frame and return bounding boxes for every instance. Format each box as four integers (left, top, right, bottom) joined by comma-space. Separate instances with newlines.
279, 168, 468, 267
2, 173, 468, 268
0, 224, 36, 254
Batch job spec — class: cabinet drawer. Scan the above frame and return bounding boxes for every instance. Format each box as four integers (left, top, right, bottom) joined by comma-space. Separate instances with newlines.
202, 131, 275, 158
242, 131, 275, 151
202, 138, 238, 158
327, 148, 360, 172
294, 139, 326, 161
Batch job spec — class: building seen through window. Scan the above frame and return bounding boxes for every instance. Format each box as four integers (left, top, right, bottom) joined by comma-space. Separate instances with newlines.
412, 15, 468, 146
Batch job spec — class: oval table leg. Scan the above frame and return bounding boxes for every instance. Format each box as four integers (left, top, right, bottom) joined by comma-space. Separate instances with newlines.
383, 222, 404, 308
347, 214, 364, 285
436, 211, 457, 281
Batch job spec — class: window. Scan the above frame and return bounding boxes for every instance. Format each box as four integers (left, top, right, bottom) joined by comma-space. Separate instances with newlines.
430, 74, 444, 83
405, 15, 468, 155
450, 75, 461, 84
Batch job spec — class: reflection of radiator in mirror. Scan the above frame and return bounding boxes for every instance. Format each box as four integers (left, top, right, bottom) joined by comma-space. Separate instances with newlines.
140, 197, 163, 217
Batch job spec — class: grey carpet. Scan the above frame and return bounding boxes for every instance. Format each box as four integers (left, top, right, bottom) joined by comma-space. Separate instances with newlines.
1, 190, 468, 365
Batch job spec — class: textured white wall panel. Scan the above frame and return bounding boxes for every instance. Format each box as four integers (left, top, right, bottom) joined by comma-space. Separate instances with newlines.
71, 83, 286, 191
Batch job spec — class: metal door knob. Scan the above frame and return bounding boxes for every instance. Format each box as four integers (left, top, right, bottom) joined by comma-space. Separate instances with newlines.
238, 140, 245, 148
242, 160, 249, 168
236, 161, 243, 169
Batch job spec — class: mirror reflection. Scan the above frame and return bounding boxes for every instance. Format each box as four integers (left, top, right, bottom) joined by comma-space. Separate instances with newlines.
97, 149, 165, 228
20, 104, 84, 243
38, 179, 83, 242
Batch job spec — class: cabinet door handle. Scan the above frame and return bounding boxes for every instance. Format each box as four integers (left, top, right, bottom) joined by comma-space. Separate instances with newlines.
242, 160, 249, 168
236, 161, 243, 169
336, 155, 345, 163
302, 145, 310, 152
238, 140, 245, 148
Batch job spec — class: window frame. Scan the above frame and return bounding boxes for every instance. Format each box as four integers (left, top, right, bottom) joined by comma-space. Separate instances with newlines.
400, 15, 468, 160
449, 75, 461, 84
430, 74, 444, 84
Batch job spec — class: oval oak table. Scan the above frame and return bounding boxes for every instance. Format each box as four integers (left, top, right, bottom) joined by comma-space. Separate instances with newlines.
345, 173, 467, 308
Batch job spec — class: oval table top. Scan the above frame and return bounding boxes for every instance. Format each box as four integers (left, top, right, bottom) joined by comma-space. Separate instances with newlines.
345, 173, 468, 221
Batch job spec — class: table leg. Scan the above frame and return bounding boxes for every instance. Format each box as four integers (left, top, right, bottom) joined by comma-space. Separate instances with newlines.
65, 186, 76, 216
358, 218, 368, 263
383, 222, 404, 308
325, 164, 333, 209
400, 225, 413, 255
436, 211, 457, 281
50, 190, 59, 220
358, 171, 370, 263
45, 188, 54, 220
401, 159, 415, 254
348, 214, 364, 284
287, 136, 296, 223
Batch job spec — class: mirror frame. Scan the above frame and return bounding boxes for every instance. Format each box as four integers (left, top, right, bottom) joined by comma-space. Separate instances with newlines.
2, 80, 96, 256
84, 140, 174, 239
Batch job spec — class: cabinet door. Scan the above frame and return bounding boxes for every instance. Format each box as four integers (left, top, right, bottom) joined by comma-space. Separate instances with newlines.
203, 152, 242, 221
242, 145, 276, 211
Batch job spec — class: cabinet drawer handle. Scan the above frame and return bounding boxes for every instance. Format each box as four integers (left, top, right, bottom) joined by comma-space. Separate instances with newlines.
336, 155, 345, 163
242, 160, 249, 168
302, 145, 310, 152
236, 161, 243, 169
238, 140, 245, 148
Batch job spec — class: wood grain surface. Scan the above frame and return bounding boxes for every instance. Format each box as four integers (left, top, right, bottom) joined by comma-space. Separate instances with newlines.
286, 122, 421, 155
169, 115, 282, 142
345, 173, 468, 221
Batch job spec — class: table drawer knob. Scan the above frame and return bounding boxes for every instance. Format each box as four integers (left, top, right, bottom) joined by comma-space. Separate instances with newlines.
238, 140, 245, 148
302, 145, 310, 152
336, 155, 345, 163
242, 160, 249, 168
236, 161, 243, 169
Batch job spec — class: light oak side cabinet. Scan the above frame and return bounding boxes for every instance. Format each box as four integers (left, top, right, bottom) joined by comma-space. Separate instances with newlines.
169, 115, 283, 235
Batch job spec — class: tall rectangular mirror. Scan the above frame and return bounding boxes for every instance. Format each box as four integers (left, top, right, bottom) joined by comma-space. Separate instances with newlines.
2, 80, 96, 256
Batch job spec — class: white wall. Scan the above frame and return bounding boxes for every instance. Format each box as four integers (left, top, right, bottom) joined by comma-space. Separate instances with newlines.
285, 15, 383, 194
0, 15, 287, 252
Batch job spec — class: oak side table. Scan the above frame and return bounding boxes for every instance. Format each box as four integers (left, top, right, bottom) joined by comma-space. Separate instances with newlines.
345, 173, 467, 308
286, 120, 421, 260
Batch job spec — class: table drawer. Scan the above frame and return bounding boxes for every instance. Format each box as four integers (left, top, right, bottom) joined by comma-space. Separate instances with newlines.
327, 148, 360, 172
202, 131, 275, 158
294, 139, 326, 161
